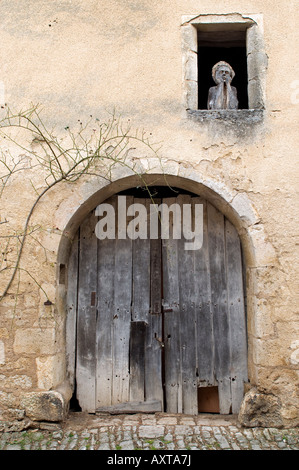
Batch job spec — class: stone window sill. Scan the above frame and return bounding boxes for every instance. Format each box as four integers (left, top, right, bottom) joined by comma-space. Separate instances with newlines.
187, 109, 264, 124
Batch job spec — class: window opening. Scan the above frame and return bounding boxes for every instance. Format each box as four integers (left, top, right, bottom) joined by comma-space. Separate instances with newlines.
197, 29, 248, 110
182, 14, 266, 113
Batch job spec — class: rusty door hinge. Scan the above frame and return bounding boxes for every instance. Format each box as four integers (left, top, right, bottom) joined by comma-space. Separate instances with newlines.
162, 301, 173, 313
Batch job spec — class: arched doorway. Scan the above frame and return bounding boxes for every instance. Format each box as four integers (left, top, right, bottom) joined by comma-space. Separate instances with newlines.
66, 185, 248, 415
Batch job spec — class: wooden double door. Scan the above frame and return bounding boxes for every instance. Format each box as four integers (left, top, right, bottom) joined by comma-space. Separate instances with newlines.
67, 193, 248, 415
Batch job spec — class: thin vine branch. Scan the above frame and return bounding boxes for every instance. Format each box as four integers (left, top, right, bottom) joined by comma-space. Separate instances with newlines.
0, 104, 163, 303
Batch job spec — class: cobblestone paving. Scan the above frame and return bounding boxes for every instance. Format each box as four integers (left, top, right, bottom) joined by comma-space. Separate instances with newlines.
0, 413, 298, 451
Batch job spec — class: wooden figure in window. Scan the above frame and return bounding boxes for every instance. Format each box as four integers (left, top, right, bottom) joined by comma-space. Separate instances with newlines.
207, 61, 238, 110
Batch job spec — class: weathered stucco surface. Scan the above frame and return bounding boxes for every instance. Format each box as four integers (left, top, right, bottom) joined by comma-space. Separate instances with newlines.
0, 0, 298, 428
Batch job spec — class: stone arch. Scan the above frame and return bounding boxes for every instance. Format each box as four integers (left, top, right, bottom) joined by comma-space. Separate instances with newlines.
55, 171, 277, 413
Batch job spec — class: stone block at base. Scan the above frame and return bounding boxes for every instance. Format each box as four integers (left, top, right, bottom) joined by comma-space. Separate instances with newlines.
238, 388, 283, 428
21, 391, 66, 422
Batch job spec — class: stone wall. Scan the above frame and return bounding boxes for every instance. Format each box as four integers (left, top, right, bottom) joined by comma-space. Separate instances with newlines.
0, 0, 298, 429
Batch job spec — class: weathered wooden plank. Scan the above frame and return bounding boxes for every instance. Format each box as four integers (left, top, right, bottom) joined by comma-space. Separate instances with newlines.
162, 197, 181, 414
207, 203, 231, 414
112, 196, 133, 404
225, 219, 248, 413
76, 211, 97, 412
130, 198, 150, 404
145, 199, 163, 405
96, 197, 116, 408
96, 399, 162, 415
66, 232, 79, 389
177, 195, 198, 415
193, 198, 215, 388
144, 313, 163, 404
131, 198, 151, 322
150, 203, 162, 316
163, 310, 181, 413
129, 321, 146, 402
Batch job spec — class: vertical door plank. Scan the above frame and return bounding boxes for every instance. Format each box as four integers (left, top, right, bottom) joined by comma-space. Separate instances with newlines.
225, 219, 248, 413
162, 197, 181, 413
145, 199, 163, 406
177, 195, 198, 415
96, 197, 116, 407
77, 211, 97, 412
130, 198, 150, 402
145, 312, 163, 405
132, 198, 151, 323
112, 196, 133, 404
66, 232, 79, 389
129, 321, 147, 402
193, 198, 215, 388
150, 200, 162, 316
207, 203, 231, 414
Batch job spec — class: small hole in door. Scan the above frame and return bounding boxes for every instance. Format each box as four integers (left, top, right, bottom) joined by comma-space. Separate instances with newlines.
69, 382, 82, 412
198, 386, 220, 413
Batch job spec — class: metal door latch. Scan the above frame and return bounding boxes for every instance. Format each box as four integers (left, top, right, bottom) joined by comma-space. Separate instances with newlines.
162, 301, 173, 313
154, 334, 164, 348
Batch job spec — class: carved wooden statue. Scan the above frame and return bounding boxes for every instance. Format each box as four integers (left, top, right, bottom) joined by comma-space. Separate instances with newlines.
207, 61, 238, 110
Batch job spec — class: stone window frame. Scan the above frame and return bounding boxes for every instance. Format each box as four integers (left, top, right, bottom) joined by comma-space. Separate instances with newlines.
181, 13, 267, 113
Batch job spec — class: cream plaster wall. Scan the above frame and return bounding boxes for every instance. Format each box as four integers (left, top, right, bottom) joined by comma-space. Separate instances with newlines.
0, 0, 298, 427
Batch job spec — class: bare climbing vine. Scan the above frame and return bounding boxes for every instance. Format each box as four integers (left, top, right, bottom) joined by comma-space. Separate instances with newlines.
0, 104, 162, 304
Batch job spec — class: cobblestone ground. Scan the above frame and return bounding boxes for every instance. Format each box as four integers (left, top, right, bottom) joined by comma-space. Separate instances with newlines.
0, 413, 298, 451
